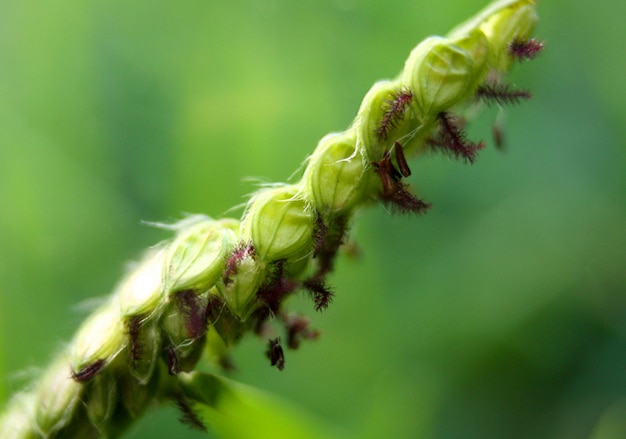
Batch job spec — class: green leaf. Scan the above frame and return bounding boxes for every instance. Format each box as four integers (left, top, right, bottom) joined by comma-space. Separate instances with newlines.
178, 372, 339, 439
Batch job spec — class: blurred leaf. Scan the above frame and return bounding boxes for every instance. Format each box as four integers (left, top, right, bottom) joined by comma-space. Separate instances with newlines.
179, 372, 338, 439
590, 400, 626, 439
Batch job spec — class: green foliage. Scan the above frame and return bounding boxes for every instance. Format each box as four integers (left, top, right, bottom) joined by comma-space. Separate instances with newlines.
181, 372, 336, 439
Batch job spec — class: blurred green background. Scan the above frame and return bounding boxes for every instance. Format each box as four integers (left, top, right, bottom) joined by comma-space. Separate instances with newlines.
1, 0, 625, 438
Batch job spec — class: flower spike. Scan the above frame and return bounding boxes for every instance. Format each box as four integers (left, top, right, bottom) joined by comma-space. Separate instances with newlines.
0, 1, 543, 437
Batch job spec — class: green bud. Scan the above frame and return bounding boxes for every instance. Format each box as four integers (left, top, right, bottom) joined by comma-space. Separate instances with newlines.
448, 1, 528, 35
117, 369, 158, 419
355, 80, 414, 160
118, 246, 167, 319
70, 300, 126, 376
127, 317, 160, 384
240, 185, 314, 262
401, 32, 488, 117
84, 372, 117, 433
217, 217, 241, 234
479, 1, 538, 71
160, 293, 207, 370
217, 256, 266, 322
161, 340, 206, 376
164, 215, 236, 294
304, 131, 368, 213
0, 393, 38, 439
34, 352, 81, 435
454, 29, 490, 77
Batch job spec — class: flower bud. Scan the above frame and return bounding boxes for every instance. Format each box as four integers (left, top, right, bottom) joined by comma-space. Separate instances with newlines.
34, 352, 81, 436
304, 131, 368, 213
160, 300, 207, 373
117, 247, 167, 319
0, 393, 37, 439
401, 31, 488, 117
217, 255, 266, 321
164, 216, 236, 294
240, 185, 314, 262
454, 29, 490, 76
117, 369, 159, 419
479, 1, 538, 71
84, 372, 117, 432
355, 80, 414, 161
127, 317, 160, 384
218, 217, 241, 234
70, 300, 126, 378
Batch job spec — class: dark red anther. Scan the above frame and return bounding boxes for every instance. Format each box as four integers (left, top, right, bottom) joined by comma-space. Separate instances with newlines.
266, 338, 285, 371
71, 359, 106, 383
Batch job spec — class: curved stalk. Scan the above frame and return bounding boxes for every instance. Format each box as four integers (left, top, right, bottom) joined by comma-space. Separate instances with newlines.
0, 1, 542, 437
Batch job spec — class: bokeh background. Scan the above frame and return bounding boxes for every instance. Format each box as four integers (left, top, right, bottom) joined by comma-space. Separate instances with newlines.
1, 0, 625, 438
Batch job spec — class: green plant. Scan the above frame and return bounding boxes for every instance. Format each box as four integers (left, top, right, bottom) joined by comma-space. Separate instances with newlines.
0, 1, 542, 437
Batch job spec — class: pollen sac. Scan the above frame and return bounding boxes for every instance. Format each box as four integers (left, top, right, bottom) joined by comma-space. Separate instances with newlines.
304, 131, 369, 214
163, 216, 236, 294
478, 0, 538, 71
240, 185, 315, 263
35, 353, 81, 436
401, 30, 488, 118
70, 300, 127, 380
266, 337, 285, 371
